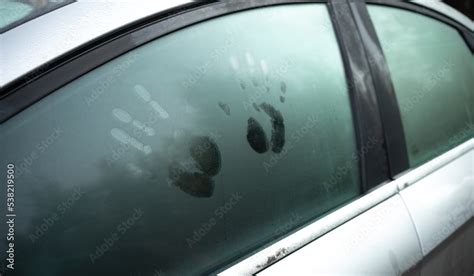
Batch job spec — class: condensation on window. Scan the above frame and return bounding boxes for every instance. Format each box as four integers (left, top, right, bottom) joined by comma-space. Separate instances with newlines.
0, 4, 360, 275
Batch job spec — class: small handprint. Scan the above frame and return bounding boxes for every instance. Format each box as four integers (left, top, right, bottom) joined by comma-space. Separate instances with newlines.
229, 52, 288, 107
110, 127, 152, 155
108, 82, 171, 184
110, 84, 169, 156
109, 52, 290, 199
226, 52, 287, 154
230, 52, 270, 93
279, 81, 287, 103
134, 84, 170, 119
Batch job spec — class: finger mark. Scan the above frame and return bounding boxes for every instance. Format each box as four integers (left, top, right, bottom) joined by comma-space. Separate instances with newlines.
259, 103, 285, 153
111, 128, 130, 145
134, 84, 151, 102
247, 117, 269, 154
230, 56, 240, 71
112, 108, 132, 123
260, 60, 268, 76
246, 52, 255, 67
280, 81, 287, 94
218, 102, 231, 116
132, 120, 155, 136
150, 101, 170, 119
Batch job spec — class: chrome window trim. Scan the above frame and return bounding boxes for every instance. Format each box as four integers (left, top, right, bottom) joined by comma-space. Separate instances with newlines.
393, 139, 474, 187
218, 138, 473, 275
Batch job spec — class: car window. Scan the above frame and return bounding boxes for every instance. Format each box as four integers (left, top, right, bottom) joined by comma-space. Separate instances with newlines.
368, 6, 474, 168
0, 4, 360, 275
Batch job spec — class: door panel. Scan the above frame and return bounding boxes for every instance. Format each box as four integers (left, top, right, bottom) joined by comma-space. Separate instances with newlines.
257, 194, 422, 276
258, 140, 473, 275
398, 140, 473, 272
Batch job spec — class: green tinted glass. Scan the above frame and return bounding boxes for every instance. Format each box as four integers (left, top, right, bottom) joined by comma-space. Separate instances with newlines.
0, 4, 359, 275
0, 0, 32, 28
368, 6, 474, 167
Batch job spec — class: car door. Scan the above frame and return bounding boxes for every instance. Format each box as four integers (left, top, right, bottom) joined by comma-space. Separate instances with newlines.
367, 3, 474, 275
0, 2, 372, 275
250, 1, 474, 275
0, 1, 472, 276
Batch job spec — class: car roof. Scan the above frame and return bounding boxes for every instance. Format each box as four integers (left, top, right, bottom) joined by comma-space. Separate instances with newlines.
0, 0, 192, 88
0, 0, 472, 89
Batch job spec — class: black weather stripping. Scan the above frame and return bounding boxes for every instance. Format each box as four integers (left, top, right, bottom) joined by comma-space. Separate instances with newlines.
328, 0, 390, 192
349, 1, 410, 178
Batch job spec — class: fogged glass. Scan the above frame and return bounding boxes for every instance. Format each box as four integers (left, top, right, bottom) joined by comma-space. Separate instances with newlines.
368, 6, 474, 167
0, 4, 359, 275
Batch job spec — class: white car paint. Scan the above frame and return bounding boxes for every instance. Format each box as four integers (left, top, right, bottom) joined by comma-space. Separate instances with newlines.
257, 195, 422, 276
0, 0, 191, 87
398, 147, 473, 255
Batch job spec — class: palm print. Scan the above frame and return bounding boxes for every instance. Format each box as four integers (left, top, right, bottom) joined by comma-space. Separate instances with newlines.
112, 54, 288, 198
